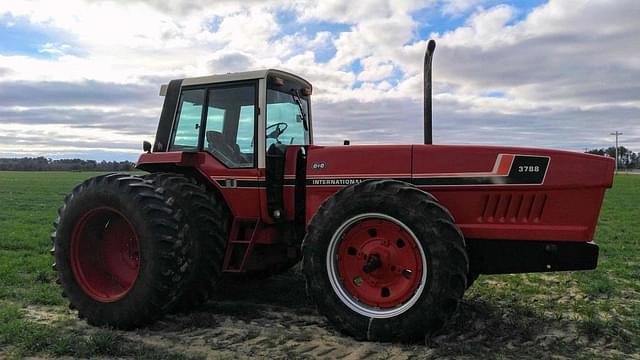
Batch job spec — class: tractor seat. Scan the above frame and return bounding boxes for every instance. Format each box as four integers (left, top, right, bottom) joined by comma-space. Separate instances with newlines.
206, 131, 240, 163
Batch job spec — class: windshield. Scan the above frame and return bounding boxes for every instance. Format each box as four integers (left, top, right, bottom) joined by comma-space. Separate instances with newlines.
266, 88, 310, 149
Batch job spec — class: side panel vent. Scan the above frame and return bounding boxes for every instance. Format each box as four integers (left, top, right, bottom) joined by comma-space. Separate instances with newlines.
479, 193, 547, 223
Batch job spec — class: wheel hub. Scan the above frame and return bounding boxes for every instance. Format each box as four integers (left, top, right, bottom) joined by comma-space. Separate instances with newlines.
362, 253, 382, 273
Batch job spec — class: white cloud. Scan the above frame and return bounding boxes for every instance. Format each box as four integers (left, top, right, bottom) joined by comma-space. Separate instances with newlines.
440, 0, 484, 16
357, 57, 395, 82
207, 50, 256, 73
38, 43, 72, 56
436, 5, 518, 48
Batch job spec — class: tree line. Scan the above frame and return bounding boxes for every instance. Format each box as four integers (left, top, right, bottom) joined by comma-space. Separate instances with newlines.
0, 157, 136, 171
585, 146, 640, 169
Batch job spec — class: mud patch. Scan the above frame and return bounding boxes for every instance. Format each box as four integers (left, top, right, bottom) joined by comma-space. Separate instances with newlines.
22, 305, 72, 325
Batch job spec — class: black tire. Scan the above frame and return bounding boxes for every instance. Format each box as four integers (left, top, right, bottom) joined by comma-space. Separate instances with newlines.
143, 173, 229, 312
302, 179, 469, 342
52, 173, 191, 329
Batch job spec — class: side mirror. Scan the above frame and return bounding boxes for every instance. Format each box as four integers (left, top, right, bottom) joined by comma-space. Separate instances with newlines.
143, 141, 152, 153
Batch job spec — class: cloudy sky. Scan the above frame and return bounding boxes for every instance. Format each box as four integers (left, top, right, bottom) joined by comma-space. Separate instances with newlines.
0, 0, 638, 160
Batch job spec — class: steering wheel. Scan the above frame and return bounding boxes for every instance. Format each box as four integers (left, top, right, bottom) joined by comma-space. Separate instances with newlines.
266, 122, 288, 141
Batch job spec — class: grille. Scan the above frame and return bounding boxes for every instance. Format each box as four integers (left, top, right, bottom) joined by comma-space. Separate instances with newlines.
479, 193, 547, 223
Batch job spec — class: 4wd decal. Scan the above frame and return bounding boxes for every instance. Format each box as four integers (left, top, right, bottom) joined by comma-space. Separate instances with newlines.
311, 161, 326, 170
410, 155, 549, 186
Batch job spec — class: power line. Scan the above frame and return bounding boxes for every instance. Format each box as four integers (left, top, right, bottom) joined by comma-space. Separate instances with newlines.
610, 131, 623, 173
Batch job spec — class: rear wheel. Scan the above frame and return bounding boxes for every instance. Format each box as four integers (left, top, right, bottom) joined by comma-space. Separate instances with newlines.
143, 173, 228, 312
303, 180, 468, 342
52, 173, 190, 329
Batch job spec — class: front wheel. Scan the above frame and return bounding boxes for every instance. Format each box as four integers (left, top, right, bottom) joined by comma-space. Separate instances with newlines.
302, 180, 468, 342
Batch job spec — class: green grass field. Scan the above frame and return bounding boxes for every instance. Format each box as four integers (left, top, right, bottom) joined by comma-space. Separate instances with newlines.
0, 171, 638, 359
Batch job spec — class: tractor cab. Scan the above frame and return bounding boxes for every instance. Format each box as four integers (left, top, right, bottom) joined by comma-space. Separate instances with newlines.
151, 69, 312, 170
139, 69, 314, 227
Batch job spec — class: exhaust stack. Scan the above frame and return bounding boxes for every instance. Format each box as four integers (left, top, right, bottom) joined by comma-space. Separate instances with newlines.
424, 39, 436, 145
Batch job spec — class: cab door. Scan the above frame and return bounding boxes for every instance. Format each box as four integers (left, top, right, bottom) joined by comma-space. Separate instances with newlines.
170, 81, 261, 218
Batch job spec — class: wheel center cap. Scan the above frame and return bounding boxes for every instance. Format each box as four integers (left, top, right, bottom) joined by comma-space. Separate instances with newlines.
361, 244, 393, 279
363, 253, 382, 273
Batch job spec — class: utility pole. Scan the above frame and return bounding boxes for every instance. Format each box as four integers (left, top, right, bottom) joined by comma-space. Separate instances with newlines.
610, 131, 623, 173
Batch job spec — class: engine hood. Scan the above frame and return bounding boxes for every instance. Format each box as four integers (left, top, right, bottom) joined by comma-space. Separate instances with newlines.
304, 144, 614, 242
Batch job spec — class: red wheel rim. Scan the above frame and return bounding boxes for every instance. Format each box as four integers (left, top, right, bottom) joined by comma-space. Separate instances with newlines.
70, 207, 140, 302
329, 214, 425, 315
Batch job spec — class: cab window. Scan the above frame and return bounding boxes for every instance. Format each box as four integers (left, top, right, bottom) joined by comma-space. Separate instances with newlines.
171, 89, 204, 150
266, 89, 309, 150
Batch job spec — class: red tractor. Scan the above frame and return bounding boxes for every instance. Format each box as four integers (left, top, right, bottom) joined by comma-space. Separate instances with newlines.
52, 41, 614, 341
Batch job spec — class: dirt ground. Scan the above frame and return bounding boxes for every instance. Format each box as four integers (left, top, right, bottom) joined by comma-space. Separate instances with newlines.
21, 269, 639, 360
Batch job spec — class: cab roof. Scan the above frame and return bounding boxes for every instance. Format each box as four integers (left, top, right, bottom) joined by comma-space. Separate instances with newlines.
159, 69, 312, 96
